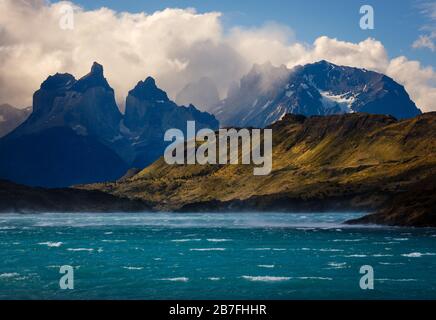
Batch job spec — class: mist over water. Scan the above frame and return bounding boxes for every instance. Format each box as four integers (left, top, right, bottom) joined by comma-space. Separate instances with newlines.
0, 212, 435, 300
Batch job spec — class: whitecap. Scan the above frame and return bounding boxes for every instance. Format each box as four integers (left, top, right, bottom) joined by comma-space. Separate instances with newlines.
38, 242, 63, 248
344, 254, 367, 257
376, 278, 417, 282
0, 273, 20, 279
67, 248, 94, 252
402, 252, 435, 258
319, 248, 344, 252
242, 276, 291, 282
208, 277, 222, 281
190, 248, 226, 251
297, 277, 333, 281
122, 266, 143, 270
171, 239, 202, 242
372, 254, 394, 257
258, 265, 275, 268
327, 262, 347, 269
206, 239, 232, 242
159, 277, 189, 282
247, 248, 271, 251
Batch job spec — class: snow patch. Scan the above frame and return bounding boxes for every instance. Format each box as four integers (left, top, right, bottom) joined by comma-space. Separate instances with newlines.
319, 91, 356, 113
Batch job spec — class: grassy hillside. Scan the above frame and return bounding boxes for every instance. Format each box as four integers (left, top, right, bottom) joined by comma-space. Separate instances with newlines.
82, 112, 436, 226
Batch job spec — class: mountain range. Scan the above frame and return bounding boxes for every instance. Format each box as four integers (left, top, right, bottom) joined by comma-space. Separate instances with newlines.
0, 62, 218, 187
212, 60, 422, 128
0, 60, 426, 189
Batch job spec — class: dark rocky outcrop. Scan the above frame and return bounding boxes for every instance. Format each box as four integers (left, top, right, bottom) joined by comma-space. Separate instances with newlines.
346, 175, 436, 227
0, 63, 129, 187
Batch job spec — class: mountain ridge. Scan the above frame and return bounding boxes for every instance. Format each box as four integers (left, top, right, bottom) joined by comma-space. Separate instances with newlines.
213, 60, 422, 128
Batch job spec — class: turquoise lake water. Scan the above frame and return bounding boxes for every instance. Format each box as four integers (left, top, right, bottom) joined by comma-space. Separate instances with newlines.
0, 212, 435, 300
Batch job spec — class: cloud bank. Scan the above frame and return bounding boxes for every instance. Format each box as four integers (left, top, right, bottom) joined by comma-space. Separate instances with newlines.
0, 0, 435, 112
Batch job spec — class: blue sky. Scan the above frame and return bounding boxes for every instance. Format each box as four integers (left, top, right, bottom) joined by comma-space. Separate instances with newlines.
68, 0, 435, 68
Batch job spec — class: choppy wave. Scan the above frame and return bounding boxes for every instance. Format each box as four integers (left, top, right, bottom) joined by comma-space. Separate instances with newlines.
376, 278, 417, 282
296, 277, 333, 281
190, 248, 226, 251
242, 276, 291, 282
344, 254, 367, 257
159, 277, 189, 282
122, 266, 143, 270
402, 252, 435, 258
327, 262, 347, 269
0, 272, 20, 279
38, 242, 63, 247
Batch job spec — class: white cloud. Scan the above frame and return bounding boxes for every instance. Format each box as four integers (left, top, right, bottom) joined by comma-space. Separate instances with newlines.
0, 0, 435, 112
387, 56, 436, 113
413, 34, 436, 51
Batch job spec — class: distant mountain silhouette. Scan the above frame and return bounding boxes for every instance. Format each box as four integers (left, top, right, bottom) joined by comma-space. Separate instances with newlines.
0, 104, 31, 138
176, 77, 220, 112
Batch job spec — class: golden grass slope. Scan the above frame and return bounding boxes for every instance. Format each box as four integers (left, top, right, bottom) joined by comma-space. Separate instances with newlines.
82, 112, 436, 222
